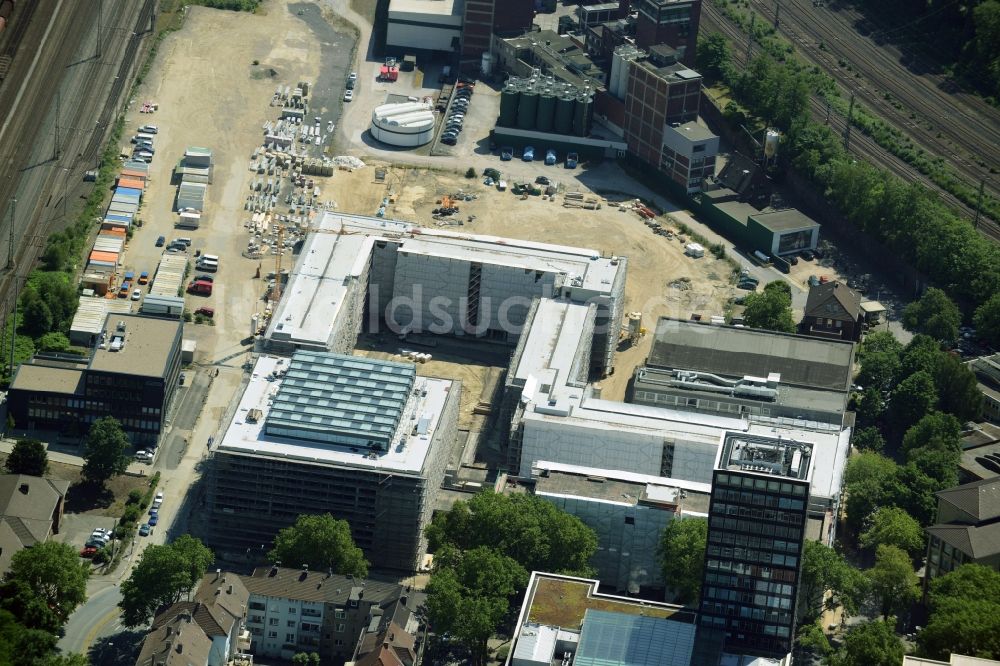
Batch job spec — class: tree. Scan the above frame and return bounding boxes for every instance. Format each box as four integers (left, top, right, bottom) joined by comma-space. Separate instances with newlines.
887, 370, 938, 437
4, 438, 48, 476
901, 412, 961, 457
33, 655, 91, 666
974, 292, 1000, 348
897, 334, 941, 381
902, 287, 961, 343
0, 579, 61, 633
867, 545, 919, 620
827, 620, 904, 666
81, 417, 130, 485
851, 427, 885, 453
843, 451, 897, 487
854, 387, 886, 428
859, 507, 924, 558
36, 332, 70, 352
742, 281, 796, 332
856, 330, 903, 392
657, 518, 707, 604
269, 514, 368, 578
426, 546, 527, 666
425, 491, 597, 576
0, 609, 56, 666
696, 32, 733, 81
119, 537, 214, 627
799, 541, 865, 621
795, 622, 832, 659
19, 288, 53, 338
917, 564, 1000, 660
7, 542, 89, 622
931, 353, 983, 422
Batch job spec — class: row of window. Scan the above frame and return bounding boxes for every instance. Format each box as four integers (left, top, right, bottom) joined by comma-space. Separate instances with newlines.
712, 488, 807, 511
703, 586, 794, 610
715, 473, 808, 496
704, 559, 798, 582
709, 530, 801, 554
700, 606, 793, 633
709, 516, 801, 540
704, 573, 795, 597
707, 544, 799, 568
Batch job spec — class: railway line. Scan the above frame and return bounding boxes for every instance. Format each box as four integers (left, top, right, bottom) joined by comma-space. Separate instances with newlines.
700, 2, 1000, 244
0, 0, 152, 353
745, 0, 1000, 211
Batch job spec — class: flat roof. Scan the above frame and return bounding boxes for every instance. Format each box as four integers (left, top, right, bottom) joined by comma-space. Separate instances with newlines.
9, 363, 85, 395
218, 356, 454, 475
531, 462, 711, 515
70, 297, 134, 336
88, 314, 181, 378
575, 609, 697, 666
717, 432, 813, 481
511, 299, 594, 386
712, 200, 760, 225
669, 120, 716, 141
267, 212, 623, 350
388, 0, 460, 16
646, 318, 854, 392
266, 352, 416, 448
750, 208, 819, 232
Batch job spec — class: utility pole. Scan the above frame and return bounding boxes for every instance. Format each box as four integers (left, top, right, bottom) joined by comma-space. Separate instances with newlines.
974, 178, 985, 229
843, 93, 855, 151
746, 13, 756, 64
774, 0, 781, 28
7, 198, 14, 269
9, 275, 19, 376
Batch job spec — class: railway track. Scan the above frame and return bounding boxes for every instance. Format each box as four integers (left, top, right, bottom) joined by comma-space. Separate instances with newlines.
746, 0, 1000, 211
700, 2, 1000, 244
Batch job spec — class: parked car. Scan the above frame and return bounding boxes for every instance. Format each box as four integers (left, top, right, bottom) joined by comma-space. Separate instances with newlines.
194, 306, 215, 318
194, 275, 215, 283
800, 249, 815, 261
149, 506, 158, 517
522, 146, 535, 161
131, 288, 142, 301
80, 546, 98, 558
544, 149, 557, 165
148, 514, 159, 526
135, 450, 153, 462
155, 236, 165, 247
500, 146, 514, 161
138, 524, 151, 537
155, 491, 164, 503
343, 89, 353, 102
565, 152, 579, 169
348, 71, 357, 82
788, 255, 799, 266
139, 125, 158, 134
535, 176, 551, 185
138, 271, 149, 285
441, 135, 458, 145
808, 275, 820, 287
812, 247, 825, 259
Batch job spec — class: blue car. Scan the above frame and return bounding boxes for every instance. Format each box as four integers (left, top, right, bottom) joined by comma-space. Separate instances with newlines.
148, 514, 158, 526
544, 149, 556, 165
522, 146, 535, 162
139, 523, 151, 536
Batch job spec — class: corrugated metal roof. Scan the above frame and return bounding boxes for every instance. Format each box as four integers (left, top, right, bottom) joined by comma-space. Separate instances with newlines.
264, 351, 416, 447
89, 250, 119, 263
71, 297, 133, 335
116, 186, 142, 198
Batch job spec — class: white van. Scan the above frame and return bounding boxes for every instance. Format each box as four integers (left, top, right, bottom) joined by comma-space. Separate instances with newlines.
200, 254, 219, 263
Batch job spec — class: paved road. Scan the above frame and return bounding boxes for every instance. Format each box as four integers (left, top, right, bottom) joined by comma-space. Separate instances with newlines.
57, 583, 123, 655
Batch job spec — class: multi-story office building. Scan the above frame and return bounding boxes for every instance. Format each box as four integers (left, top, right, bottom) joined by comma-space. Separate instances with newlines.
240, 565, 416, 664
699, 433, 813, 659
7, 314, 183, 444
635, 0, 702, 65
205, 352, 460, 571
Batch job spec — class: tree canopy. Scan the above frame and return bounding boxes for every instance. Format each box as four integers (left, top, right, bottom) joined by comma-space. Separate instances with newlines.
426, 546, 528, 666
851, 427, 885, 453
425, 491, 597, 576
918, 564, 1000, 660
269, 513, 368, 578
119, 536, 214, 627
7, 542, 89, 623
4, 438, 48, 476
799, 541, 865, 621
902, 288, 962, 343
657, 518, 707, 604
741, 281, 796, 332
887, 370, 938, 437
974, 292, 1000, 348
827, 620, 904, 666
81, 417, 130, 485
867, 544, 919, 620
859, 507, 925, 559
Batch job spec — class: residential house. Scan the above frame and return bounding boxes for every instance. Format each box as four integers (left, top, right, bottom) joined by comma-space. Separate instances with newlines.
0, 474, 70, 574
239, 565, 417, 664
925, 476, 1000, 587
349, 620, 417, 666
135, 613, 214, 666
800, 281, 863, 341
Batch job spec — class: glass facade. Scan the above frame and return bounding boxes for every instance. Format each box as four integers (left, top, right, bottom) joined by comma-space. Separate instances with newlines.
699, 470, 809, 659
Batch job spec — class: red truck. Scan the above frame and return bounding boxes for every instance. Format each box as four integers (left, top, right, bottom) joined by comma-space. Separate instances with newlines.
187, 280, 213, 296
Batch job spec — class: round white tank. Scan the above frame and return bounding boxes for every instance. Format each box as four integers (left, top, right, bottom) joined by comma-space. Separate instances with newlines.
370, 102, 435, 147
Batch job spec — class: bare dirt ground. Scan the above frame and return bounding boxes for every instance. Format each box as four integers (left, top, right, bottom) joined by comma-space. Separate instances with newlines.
324, 164, 737, 400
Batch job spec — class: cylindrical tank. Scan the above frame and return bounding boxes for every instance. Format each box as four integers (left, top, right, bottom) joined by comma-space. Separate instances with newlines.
481, 52, 494, 77
764, 129, 780, 158
536, 89, 556, 132
498, 82, 520, 127
573, 93, 593, 137
251, 313, 261, 337
517, 86, 539, 130
554, 94, 575, 134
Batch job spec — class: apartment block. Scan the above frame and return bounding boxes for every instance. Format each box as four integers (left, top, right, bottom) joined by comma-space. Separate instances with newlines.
699, 433, 813, 660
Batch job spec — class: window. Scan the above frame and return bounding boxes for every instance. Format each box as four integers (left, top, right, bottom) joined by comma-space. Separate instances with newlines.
288, 607, 297, 614
336, 623, 345, 632
286, 633, 295, 642
334, 639, 344, 647
625, 516, 635, 525
287, 620, 296, 627
269, 618, 279, 626
335, 610, 346, 619
267, 631, 277, 638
